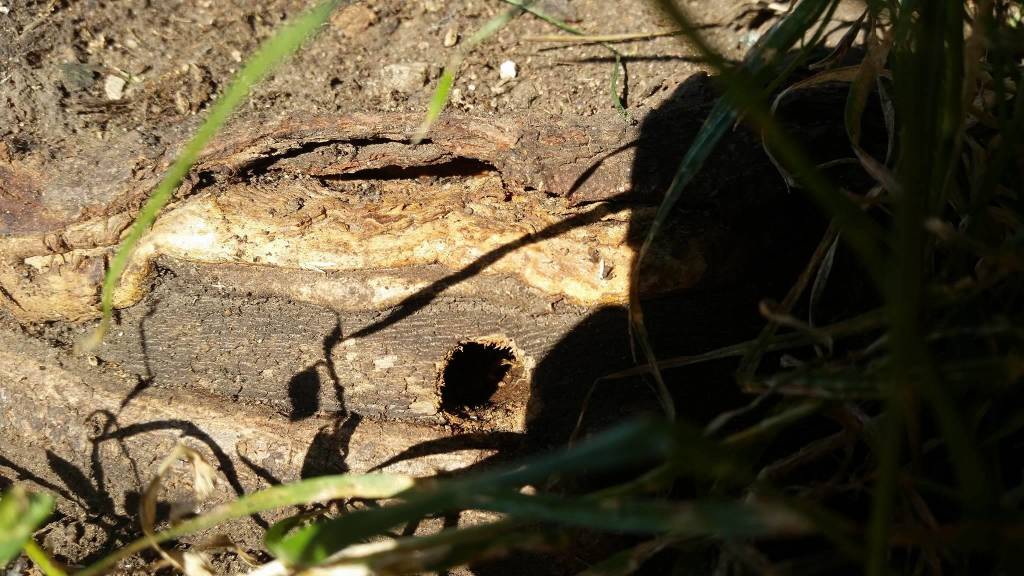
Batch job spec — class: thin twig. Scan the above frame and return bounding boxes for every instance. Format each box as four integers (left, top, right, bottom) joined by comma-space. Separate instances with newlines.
523, 30, 682, 43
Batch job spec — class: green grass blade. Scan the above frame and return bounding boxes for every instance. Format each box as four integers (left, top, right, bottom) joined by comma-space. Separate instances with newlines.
467, 493, 811, 537
356, 520, 540, 573
0, 486, 55, 567
76, 473, 413, 576
628, 100, 737, 419
78, 0, 346, 352
845, 17, 900, 193
722, 401, 824, 446
271, 419, 676, 566
272, 418, 751, 567
599, 307, 887, 382
735, 223, 843, 385
861, 3, 994, 573
22, 540, 66, 576
277, 519, 544, 574
412, 2, 531, 144
866, 403, 901, 576
577, 538, 674, 576
890, 0, 990, 507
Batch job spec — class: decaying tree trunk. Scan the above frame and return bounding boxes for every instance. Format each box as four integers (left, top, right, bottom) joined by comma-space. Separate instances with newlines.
0, 75, 789, 562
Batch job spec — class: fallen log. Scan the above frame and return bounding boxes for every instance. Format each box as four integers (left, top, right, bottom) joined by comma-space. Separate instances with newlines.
1, 74, 794, 564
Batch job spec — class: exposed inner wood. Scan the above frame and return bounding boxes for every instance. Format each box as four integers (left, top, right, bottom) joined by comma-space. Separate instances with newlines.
19, 174, 707, 319
0, 108, 725, 323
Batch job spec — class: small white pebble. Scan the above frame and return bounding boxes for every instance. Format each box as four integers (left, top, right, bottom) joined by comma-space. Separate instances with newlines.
442, 27, 459, 47
499, 59, 518, 80
0, 6, 10, 15
104, 75, 126, 100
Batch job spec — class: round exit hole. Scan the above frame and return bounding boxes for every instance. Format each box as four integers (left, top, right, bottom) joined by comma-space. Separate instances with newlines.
439, 339, 521, 417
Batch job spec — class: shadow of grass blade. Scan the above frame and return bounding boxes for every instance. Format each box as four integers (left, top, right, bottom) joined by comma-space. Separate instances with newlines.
78, 0, 348, 352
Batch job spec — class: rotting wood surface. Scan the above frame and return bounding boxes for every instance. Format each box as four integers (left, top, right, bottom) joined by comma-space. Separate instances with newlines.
0, 111, 715, 323
0, 79, 786, 562
0, 327, 504, 553
0, 73, 734, 323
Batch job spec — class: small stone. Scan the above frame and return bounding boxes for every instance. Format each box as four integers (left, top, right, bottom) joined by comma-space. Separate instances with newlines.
331, 4, 377, 37
174, 91, 190, 115
499, 60, 518, 81
380, 62, 428, 94
409, 400, 437, 415
103, 75, 125, 100
443, 27, 459, 47
230, 49, 242, 62
0, 5, 9, 15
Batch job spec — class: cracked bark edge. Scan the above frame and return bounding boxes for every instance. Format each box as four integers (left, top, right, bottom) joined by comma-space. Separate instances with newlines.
0, 109, 722, 323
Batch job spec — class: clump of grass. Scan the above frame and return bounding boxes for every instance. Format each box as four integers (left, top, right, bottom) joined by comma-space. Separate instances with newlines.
630, 0, 1024, 574
13, 0, 1024, 575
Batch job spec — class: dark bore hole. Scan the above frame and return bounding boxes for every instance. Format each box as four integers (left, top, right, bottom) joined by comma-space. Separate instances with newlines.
440, 341, 516, 414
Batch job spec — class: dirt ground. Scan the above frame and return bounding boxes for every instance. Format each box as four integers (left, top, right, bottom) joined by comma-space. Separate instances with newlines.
1, 0, 779, 155
1, 0, 866, 573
